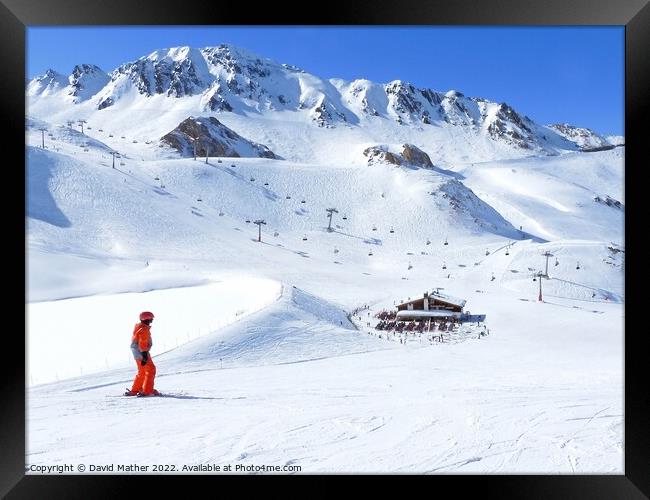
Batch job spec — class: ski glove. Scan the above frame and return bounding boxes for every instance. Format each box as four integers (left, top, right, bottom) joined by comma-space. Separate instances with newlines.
141, 351, 149, 366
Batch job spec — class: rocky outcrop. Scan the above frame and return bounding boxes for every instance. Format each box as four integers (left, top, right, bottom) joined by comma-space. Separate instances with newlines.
401, 144, 434, 168
160, 116, 279, 159
364, 143, 434, 169
593, 194, 624, 211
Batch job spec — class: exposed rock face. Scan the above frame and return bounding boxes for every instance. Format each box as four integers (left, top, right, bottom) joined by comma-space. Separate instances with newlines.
111, 47, 209, 98
97, 97, 114, 110
486, 103, 536, 149
363, 144, 433, 169
593, 195, 624, 211
401, 144, 433, 168
160, 116, 279, 159
68, 64, 110, 102
548, 123, 612, 150
310, 98, 348, 128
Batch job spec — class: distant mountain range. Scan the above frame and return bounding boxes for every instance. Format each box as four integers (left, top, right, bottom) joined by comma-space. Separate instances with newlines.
27, 44, 622, 162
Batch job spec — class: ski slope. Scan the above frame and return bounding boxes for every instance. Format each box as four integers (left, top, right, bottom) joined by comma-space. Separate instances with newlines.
25, 106, 624, 473
28, 280, 622, 473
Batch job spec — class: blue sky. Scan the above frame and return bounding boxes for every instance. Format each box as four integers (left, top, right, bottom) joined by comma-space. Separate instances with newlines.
27, 26, 624, 135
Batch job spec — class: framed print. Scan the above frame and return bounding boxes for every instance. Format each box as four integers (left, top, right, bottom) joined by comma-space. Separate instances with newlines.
5, 0, 648, 496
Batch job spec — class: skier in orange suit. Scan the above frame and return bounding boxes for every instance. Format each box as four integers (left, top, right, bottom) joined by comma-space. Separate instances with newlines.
125, 311, 159, 396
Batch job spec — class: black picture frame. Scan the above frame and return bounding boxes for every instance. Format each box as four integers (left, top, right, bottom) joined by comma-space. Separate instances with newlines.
6, 0, 647, 496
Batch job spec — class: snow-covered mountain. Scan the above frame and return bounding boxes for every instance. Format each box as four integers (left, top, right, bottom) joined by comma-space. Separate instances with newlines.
27, 69, 69, 97
27, 44, 621, 163
27, 64, 110, 103
547, 123, 614, 151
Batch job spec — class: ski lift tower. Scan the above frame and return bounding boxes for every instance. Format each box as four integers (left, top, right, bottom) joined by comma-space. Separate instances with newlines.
542, 251, 554, 278
253, 219, 267, 242
326, 208, 338, 232
38, 127, 47, 148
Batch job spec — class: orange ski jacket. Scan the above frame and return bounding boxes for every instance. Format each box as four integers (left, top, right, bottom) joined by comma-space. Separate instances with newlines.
130, 322, 152, 360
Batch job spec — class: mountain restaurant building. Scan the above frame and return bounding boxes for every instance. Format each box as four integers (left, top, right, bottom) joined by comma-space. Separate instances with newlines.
395, 291, 466, 321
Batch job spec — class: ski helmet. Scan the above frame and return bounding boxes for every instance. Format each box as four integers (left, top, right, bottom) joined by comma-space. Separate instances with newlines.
139, 311, 154, 321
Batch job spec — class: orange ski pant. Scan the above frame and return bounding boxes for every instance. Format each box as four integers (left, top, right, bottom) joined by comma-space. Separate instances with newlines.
131, 357, 156, 393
